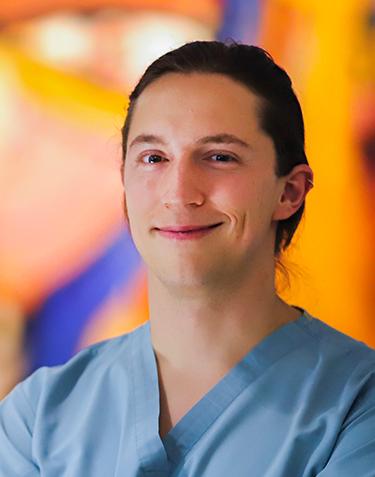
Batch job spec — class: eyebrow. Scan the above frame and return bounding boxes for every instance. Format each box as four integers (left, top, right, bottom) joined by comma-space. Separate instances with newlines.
129, 134, 167, 149
128, 133, 252, 150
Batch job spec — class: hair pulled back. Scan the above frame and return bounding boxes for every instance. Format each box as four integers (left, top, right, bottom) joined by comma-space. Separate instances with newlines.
121, 40, 309, 258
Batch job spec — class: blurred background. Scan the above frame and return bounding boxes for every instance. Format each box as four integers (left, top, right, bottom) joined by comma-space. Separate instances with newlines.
0, 0, 374, 399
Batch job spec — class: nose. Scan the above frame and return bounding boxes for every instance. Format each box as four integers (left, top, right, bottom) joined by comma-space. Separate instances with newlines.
161, 158, 205, 209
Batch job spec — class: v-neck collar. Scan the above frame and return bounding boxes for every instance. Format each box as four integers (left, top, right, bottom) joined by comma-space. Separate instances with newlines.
131, 310, 315, 473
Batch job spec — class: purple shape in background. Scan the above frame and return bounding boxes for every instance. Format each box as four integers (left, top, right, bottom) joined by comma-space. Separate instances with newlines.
216, 0, 260, 45
24, 229, 142, 375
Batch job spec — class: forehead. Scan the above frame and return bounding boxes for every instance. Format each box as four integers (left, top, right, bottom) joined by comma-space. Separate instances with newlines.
127, 72, 264, 141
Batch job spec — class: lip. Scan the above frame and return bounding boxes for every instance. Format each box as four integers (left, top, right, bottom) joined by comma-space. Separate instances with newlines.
156, 223, 222, 232
154, 222, 222, 240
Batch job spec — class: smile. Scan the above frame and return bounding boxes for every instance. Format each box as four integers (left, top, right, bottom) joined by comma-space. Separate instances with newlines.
154, 223, 222, 240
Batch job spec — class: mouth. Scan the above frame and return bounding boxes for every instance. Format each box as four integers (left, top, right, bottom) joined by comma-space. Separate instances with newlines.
154, 222, 223, 240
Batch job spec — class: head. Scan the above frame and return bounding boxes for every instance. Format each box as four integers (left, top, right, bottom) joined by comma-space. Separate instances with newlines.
121, 40, 313, 291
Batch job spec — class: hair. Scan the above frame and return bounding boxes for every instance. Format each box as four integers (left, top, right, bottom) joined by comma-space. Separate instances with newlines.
121, 40, 309, 265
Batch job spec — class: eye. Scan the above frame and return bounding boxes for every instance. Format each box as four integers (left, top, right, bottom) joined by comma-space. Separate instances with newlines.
142, 153, 165, 164
209, 153, 236, 163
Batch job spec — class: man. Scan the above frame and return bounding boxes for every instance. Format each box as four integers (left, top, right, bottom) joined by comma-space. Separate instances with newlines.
1, 41, 374, 476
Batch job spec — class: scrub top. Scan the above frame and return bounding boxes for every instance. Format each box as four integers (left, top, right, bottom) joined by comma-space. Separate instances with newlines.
1, 310, 375, 477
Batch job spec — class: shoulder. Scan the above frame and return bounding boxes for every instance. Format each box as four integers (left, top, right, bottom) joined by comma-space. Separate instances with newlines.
296, 310, 375, 401
296, 314, 375, 475
3, 322, 148, 414
298, 310, 375, 359
302, 309, 375, 370
0, 322, 149, 475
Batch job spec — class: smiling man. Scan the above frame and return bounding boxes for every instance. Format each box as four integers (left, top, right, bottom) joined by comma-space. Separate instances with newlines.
1, 41, 375, 477
122, 70, 312, 439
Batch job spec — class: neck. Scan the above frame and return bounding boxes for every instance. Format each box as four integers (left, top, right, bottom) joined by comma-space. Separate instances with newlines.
148, 263, 300, 377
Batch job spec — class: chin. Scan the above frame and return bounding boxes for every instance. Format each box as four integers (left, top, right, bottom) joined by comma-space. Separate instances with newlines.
152, 264, 228, 293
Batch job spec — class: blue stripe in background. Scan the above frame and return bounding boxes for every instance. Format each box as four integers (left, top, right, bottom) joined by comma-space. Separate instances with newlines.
24, 229, 141, 375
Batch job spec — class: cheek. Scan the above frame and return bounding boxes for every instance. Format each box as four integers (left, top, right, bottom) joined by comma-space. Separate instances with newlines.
125, 191, 144, 229
124, 173, 156, 230
215, 178, 277, 242
124, 178, 141, 228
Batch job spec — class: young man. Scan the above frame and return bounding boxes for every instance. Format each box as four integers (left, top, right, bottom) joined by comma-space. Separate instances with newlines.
1, 41, 374, 477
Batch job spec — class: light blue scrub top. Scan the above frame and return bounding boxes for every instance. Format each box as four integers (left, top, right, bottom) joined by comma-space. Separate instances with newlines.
1, 310, 375, 477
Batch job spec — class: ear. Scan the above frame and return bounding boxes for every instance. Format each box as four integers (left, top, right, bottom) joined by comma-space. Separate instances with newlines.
272, 164, 314, 221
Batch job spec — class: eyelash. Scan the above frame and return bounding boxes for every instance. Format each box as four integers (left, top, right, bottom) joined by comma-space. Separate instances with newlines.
141, 153, 237, 164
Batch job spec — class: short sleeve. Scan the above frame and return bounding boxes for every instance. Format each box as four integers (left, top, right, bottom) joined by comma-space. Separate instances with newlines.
316, 371, 375, 477
0, 377, 40, 476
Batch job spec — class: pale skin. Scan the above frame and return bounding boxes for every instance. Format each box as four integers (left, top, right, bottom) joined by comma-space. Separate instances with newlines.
123, 72, 313, 437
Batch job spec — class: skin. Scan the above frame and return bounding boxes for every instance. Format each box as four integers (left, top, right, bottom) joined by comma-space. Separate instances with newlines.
123, 72, 313, 436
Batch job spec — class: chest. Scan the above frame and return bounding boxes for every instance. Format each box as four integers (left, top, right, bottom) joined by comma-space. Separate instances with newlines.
158, 371, 221, 438
35, 381, 339, 477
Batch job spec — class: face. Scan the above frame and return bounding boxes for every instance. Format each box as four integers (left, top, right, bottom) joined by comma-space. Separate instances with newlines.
124, 73, 293, 291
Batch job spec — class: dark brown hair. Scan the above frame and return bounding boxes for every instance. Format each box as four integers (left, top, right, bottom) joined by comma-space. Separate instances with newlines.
121, 40, 309, 258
